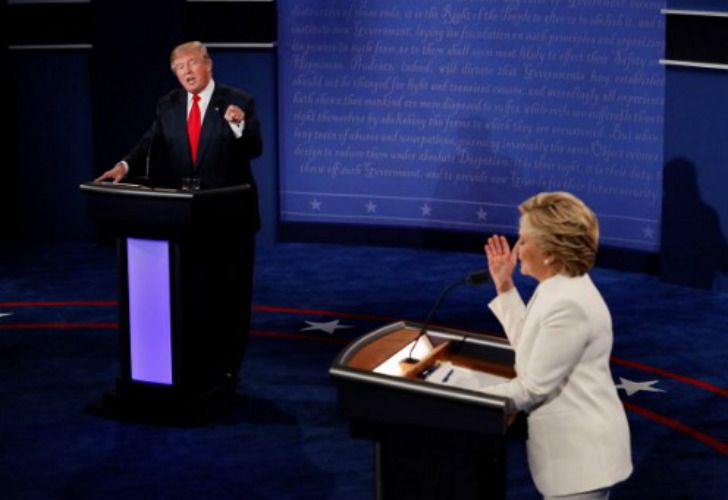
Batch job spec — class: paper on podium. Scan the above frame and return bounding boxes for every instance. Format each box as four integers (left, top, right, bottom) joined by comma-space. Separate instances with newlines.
426, 362, 509, 391
373, 336, 434, 377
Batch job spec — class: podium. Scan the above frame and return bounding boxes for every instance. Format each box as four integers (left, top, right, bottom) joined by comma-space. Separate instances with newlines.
330, 322, 516, 500
80, 182, 256, 422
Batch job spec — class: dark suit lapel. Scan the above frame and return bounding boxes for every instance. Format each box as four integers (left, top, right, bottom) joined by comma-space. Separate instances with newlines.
196, 89, 227, 168
171, 91, 194, 175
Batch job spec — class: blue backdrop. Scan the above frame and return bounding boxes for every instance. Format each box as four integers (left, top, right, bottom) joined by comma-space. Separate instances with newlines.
278, 0, 666, 251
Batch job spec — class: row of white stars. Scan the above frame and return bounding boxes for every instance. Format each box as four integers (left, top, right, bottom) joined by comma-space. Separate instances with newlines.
310, 198, 489, 220
308, 198, 657, 239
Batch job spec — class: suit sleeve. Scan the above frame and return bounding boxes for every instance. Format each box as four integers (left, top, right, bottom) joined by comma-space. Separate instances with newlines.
488, 287, 527, 347
485, 299, 590, 412
122, 122, 159, 179
237, 97, 262, 160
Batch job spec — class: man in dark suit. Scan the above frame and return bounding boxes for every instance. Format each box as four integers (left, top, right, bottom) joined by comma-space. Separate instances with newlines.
96, 40, 263, 226
96, 41, 263, 384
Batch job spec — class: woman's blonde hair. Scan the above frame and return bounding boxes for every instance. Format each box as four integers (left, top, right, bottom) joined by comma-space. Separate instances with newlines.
519, 191, 599, 277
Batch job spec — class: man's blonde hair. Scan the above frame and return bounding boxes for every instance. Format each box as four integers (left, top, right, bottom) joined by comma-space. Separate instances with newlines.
519, 191, 599, 277
169, 41, 210, 68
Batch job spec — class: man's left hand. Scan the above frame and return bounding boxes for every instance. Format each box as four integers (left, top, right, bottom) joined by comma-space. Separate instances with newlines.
224, 105, 245, 125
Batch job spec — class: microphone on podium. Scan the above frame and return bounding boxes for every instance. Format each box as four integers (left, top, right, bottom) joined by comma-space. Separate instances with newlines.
401, 269, 490, 364
139, 121, 159, 185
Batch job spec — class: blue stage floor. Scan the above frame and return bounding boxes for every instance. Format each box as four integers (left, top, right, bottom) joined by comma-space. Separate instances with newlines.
1, 241, 726, 499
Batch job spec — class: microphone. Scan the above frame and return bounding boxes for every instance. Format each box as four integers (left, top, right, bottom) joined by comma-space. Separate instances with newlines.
143, 141, 152, 183
137, 122, 158, 186
402, 269, 490, 364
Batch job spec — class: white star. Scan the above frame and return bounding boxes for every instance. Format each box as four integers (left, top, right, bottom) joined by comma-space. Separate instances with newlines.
420, 203, 432, 217
615, 377, 666, 396
301, 320, 353, 335
365, 200, 377, 213
642, 227, 656, 239
309, 198, 322, 211
0, 312, 13, 319
476, 207, 488, 221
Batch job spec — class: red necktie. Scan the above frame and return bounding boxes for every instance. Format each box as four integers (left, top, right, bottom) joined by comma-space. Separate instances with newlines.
187, 94, 201, 164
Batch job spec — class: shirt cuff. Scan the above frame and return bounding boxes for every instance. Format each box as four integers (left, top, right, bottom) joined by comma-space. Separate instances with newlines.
229, 120, 245, 138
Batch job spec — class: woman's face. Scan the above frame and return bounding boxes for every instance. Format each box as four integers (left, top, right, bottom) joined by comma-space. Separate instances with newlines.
517, 216, 553, 281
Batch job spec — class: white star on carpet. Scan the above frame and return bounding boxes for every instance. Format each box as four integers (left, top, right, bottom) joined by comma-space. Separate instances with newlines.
365, 200, 377, 213
301, 320, 353, 335
420, 203, 432, 216
309, 198, 322, 211
476, 207, 488, 221
642, 227, 656, 239
615, 377, 666, 396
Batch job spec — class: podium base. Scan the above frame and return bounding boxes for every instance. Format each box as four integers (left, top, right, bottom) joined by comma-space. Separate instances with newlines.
352, 420, 506, 500
375, 438, 505, 500
86, 377, 240, 425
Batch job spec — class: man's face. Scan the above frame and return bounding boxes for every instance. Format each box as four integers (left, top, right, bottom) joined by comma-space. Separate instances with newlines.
172, 50, 212, 94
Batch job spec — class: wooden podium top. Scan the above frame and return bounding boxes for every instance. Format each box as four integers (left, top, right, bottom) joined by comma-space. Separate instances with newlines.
337, 322, 515, 381
346, 326, 419, 371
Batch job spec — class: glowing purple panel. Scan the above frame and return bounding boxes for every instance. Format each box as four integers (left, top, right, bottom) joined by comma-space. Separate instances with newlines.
126, 238, 173, 385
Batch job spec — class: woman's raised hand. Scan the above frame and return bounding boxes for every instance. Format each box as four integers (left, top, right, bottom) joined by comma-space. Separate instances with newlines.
484, 235, 517, 294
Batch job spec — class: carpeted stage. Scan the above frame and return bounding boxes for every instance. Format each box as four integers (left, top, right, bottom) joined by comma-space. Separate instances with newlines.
1, 242, 726, 499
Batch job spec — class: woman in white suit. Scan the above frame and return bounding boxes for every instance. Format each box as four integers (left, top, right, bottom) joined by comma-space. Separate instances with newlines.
483, 192, 632, 499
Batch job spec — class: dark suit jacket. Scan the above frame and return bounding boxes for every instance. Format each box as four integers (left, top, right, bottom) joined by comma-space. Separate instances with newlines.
124, 83, 263, 230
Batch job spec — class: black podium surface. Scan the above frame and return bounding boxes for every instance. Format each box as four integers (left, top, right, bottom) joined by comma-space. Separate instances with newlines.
330, 321, 516, 500
80, 182, 256, 423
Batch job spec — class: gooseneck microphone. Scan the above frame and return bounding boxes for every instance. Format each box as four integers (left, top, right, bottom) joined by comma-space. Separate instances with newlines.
143, 141, 152, 183
139, 121, 159, 186
401, 269, 490, 364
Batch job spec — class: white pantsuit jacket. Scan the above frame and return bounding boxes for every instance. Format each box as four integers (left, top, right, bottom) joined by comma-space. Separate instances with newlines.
485, 273, 632, 496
